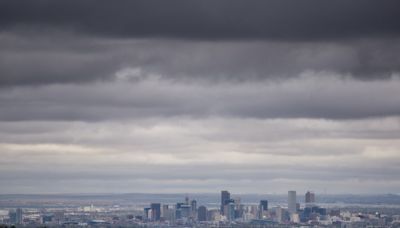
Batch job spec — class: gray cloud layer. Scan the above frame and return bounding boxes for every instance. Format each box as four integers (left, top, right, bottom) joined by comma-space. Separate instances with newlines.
1, 33, 400, 86
1, 0, 400, 40
1, 1, 400, 194
1, 117, 400, 193
0, 75, 400, 121
1, 0, 400, 85
1, 1, 400, 86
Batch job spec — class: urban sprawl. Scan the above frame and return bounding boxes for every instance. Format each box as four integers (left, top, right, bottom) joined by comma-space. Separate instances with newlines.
2, 191, 400, 227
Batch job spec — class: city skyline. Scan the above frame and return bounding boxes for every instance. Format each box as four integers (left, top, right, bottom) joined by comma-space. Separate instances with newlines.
1, 0, 400, 194
2, 190, 400, 226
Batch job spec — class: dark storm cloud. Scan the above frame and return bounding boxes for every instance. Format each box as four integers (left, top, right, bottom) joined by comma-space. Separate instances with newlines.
1, 34, 400, 86
0, 76, 400, 121
1, 0, 400, 40
1, 0, 400, 86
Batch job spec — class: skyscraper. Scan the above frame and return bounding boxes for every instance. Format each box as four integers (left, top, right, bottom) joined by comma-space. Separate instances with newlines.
190, 200, 197, 218
259, 200, 268, 211
16, 208, 23, 224
221, 190, 230, 215
175, 202, 184, 219
288, 191, 297, 213
305, 191, 315, 204
275, 207, 284, 223
144, 207, 151, 220
150, 203, 161, 221
258, 200, 269, 219
162, 204, 169, 218
198, 206, 207, 221
180, 204, 191, 218
8, 210, 16, 224
162, 204, 175, 222
224, 202, 235, 221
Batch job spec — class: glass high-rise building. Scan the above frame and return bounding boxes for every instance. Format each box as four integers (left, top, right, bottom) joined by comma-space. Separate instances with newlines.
305, 191, 315, 204
259, 200, 268, 211
150, 203, 161, 221
198, 206, 207, 221
16, 208, 23, 224
220, 190, 230, 215
288, 191, 297, 213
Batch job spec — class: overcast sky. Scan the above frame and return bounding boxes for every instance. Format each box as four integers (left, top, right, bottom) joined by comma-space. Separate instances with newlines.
1, 0, 400, 194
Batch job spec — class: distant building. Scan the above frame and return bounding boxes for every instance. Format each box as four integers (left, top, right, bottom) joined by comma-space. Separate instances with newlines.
176, 202, 184, 219
190, 200, 197, 218
198, 206, 207, 221
8, 210, 17, 224
207, 209, 220, 221
260, 200, 268, 211
290, 213, 300, 223
176, 202, 184, 209
288, 191, 297, 213
53, 211, 64, 224
162, 204, 169, 218
258, 200, 269, 219
221, 190, 231, 215
235, 204, 245, 219
41, 213, 54, 224
305, 191, 315, 204
144, 207, 151, 220
162, 205, 175, 222
150, 203, 161, 221
224, 202, 235, 221
180, 204, 191, 218
16, 208, 23, 224
275, 207, 285, 223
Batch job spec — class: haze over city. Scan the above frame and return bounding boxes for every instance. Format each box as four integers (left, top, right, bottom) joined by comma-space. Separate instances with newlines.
1, 0, 400, 195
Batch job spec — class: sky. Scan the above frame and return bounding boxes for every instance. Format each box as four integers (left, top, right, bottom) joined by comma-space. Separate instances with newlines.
0, 0, 400, 194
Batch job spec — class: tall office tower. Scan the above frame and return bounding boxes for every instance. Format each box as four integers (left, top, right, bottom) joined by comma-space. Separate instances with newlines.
162, 204, 169, 218
259, 200, 268, 211
198, 206, 207, 221
180, 204, 191, 218
258, 200, 268, 219
236, 204, 245, 219
275, 207, 284, 223
224, 202, 235, 221
288, 191, 297, 213
305, 191, 315, 204
150, 203, 161, 221
221, 190, 231, 215
16, 208, 23, 224
8, 210, 17, 224
144, 208, 151, 220
190, 200, 197, 218
175, 202, 184, 220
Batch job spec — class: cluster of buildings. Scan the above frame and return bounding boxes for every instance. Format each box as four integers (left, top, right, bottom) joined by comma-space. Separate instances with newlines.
6, 208, 23, 225
140, 190, 320, 224
138, 190, 400, 227
1, 190, 400, 227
